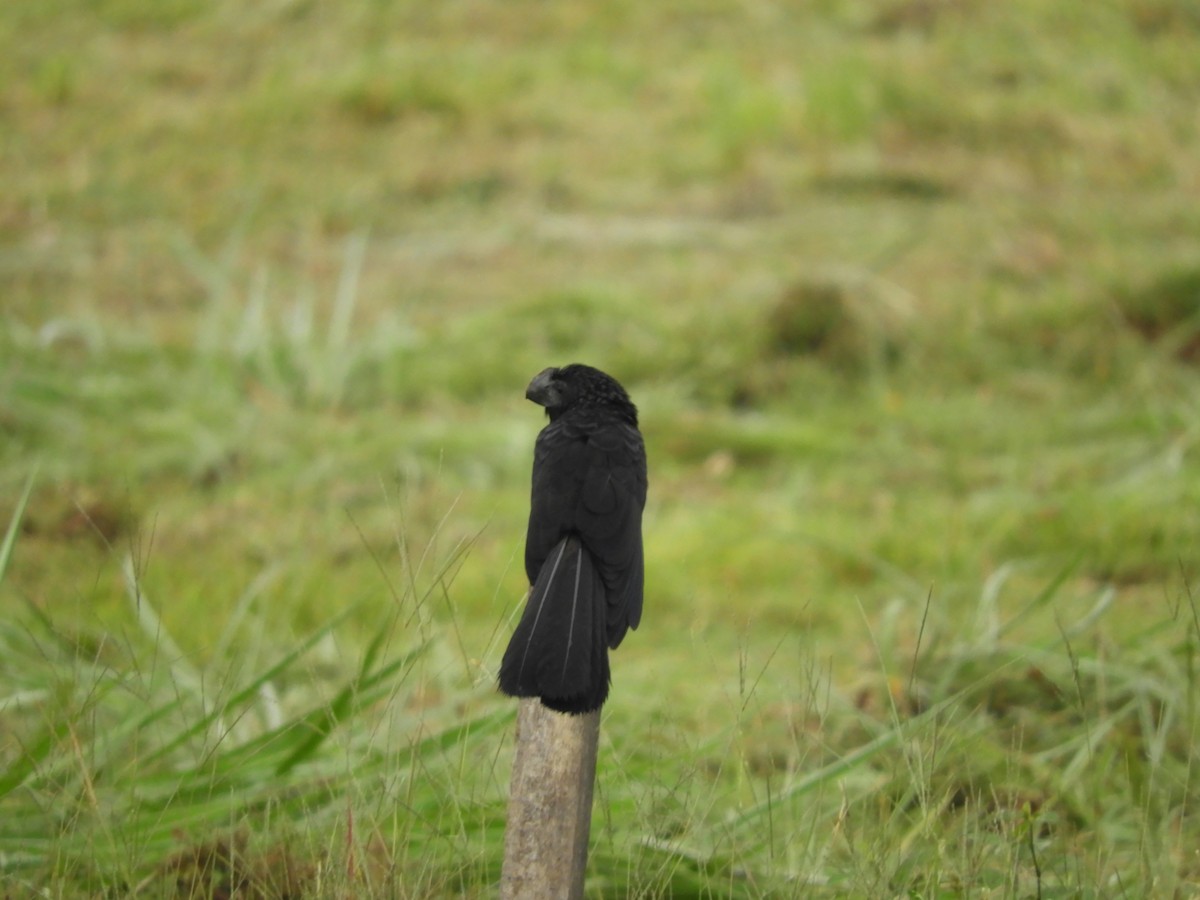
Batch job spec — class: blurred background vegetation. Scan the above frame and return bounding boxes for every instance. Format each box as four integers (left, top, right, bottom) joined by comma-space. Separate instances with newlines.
2, 0, 1199, 896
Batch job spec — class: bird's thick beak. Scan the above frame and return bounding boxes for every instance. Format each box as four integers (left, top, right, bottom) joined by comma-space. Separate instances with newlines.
525, 368, 558, 406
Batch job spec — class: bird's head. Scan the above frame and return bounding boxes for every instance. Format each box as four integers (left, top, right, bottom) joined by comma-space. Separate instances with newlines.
526, 364, 638, 425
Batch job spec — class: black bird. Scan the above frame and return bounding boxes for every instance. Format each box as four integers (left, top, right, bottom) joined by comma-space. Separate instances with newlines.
499, 364, 647, 714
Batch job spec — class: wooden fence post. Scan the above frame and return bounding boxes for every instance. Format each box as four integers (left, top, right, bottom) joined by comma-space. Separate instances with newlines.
500, 699, 601, 899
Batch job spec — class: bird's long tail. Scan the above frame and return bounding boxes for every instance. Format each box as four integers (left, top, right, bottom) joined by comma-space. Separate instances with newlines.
498, 535, 610, 714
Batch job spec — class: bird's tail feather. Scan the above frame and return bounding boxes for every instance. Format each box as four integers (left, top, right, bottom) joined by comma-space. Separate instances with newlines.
498, 536, 610, 714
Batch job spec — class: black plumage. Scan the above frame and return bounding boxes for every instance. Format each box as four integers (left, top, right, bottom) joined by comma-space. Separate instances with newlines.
499, 364, 647, 714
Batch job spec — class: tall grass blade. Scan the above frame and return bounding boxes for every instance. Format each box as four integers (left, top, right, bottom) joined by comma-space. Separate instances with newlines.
0, 469, 36, 585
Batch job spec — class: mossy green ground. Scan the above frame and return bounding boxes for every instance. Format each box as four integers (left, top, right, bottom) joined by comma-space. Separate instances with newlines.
3, 1, 1200, 896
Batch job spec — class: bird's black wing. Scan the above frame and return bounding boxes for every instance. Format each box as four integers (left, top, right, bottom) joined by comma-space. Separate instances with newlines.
524, 411, 646, 647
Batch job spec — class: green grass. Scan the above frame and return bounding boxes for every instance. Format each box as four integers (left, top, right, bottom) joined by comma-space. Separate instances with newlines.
3, 0, 1200, 895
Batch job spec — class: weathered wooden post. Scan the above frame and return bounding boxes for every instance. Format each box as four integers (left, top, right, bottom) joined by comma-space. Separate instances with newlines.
500, 700, 600, 899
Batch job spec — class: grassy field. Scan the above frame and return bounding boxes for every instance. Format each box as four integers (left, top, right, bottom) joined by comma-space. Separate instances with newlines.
3, 0, 1200, 896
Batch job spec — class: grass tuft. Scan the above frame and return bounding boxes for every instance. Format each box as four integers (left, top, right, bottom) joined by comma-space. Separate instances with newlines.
1116, 263, 1200, 361
0, 495, 511, 896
